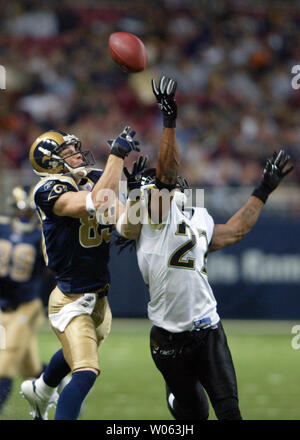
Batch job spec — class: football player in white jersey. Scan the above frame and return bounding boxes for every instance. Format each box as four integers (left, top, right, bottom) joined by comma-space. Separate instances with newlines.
116, 76, 293, 420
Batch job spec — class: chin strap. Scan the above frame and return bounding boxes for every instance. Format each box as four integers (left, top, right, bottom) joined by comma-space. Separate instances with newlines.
64, 164, 89, 179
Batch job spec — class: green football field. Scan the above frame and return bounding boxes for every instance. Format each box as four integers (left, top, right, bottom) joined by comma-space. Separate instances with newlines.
1, 319, 299, 420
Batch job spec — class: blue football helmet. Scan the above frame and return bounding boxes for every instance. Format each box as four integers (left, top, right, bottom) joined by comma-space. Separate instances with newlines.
29, 129, 95, 178
8, 185, 37, 232
11, 185, 35, 211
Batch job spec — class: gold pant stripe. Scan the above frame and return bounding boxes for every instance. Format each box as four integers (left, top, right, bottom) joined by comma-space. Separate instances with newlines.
48, 286, 112, 374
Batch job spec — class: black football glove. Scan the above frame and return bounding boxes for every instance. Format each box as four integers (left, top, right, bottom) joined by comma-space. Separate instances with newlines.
252, 149, 293, 203
123, 155, 148, 192
107, 126, 140, 159
152, 76, 177, 128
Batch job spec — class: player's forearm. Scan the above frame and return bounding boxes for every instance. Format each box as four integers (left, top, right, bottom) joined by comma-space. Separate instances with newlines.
227, 196, 264, 239
209, 196, 264, 251
156, 128, 180, 184
118, 200, 142, 240
91, 155, 124, 209
54, 156, 124, 218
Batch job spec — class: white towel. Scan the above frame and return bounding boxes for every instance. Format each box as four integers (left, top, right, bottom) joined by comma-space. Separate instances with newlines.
49, 293, 96, 332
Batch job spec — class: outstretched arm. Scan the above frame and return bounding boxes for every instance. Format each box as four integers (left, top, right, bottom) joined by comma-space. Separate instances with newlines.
209, 196, 263, 251
209, 149, 293, 252
53, 126, 140, 218
152, 76, 179, 186
119, 156, 148, 240
149, 76, 180, 224
156, 127, 180, 185
119, 76, 181, 238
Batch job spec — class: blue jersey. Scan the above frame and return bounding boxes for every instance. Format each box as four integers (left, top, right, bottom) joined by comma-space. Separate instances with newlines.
33, 170, 113, 294
0, 215, 44, 310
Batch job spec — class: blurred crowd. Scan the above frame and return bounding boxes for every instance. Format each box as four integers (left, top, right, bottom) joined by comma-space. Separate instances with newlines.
1, 0, 300, 189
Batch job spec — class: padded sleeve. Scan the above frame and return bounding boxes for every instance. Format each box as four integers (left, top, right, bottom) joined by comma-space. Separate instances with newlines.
34, 179, 77, 217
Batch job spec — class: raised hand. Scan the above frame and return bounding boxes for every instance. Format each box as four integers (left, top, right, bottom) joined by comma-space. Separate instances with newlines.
252, 149, 293, 203
152, 76, 177, 127
123, 155, 148, 191
107, 126, 140, 159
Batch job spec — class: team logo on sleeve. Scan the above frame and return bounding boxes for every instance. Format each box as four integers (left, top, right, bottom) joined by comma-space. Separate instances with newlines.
48, 184, 68, 200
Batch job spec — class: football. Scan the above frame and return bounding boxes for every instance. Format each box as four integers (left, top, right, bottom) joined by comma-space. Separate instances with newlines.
108, 32, 147, 73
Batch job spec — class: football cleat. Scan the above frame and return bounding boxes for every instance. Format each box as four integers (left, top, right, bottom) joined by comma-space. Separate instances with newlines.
20, 379, 58, 420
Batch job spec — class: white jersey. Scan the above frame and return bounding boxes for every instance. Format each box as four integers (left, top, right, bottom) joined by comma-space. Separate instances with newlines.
136, 196, 220, 333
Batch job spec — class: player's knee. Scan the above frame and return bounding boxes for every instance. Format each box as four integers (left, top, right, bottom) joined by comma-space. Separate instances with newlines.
0, 371, 14, 380
0, 353, 19, 377
214, 397, 242, 420
166, 387, 209, 420
197, 399, 209, 420
73, 367, 100, 376
168, 399, 209, 420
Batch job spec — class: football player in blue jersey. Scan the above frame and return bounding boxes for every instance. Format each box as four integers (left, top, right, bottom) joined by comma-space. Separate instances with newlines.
0, 186, 48, 415
21, 127, 140, 420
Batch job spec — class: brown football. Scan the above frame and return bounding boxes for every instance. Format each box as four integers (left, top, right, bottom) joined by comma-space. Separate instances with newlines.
108, 32, 147, 73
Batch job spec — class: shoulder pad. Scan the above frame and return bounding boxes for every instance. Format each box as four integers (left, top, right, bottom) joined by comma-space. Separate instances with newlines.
33, 174, 78, 197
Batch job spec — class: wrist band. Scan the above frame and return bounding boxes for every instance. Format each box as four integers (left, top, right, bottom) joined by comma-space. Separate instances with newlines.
110, 149, 125, 159
86, 192, 96, 214
251, 185, 270, 204
116, 212, 126, 235
163, 118, 176, 128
